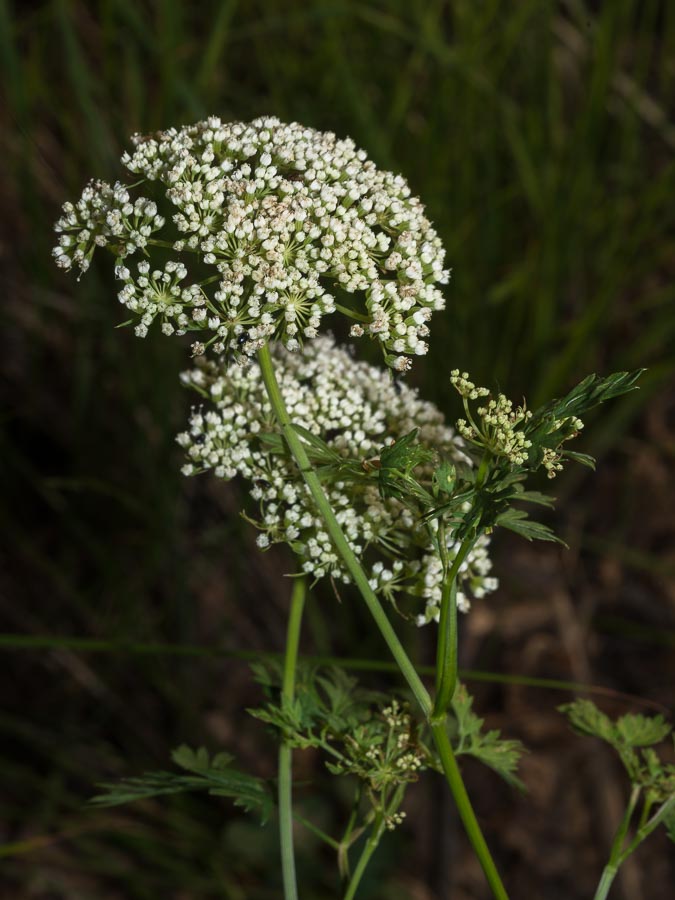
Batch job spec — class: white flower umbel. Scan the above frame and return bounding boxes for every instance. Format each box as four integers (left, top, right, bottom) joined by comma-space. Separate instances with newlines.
178, 337, 497, 624
53, 117, 449, 370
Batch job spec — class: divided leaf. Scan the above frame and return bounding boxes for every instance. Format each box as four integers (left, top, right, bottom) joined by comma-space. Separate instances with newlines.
495, 508, 566, 545
532, 370, 644, 425
376, 429, 435, 504
171, 744, 235, 772
91, 745, 272, 822
447, 685, 526, 790
379, 429, 433, 474
615, 714, 672, 748
560, 700, 671, 750
249, 663, 381, 746
91, 771, 207, 808
559, 699, 617, 743
560, 700, 675, 806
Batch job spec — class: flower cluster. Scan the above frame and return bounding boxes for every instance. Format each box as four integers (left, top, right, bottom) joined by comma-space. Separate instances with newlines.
53, 181, 165, 276
451, 369, 584, 476
53, 116, 449, 370
179, 338, 497, 624
451, 367, 534, 466
327, 698, 427, 826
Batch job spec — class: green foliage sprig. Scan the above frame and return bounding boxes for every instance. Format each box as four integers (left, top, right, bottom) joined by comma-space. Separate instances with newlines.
338, 369, 645, 552
560, 700, 675, 900
91, 745, 273, 822
250, 665, 525, 829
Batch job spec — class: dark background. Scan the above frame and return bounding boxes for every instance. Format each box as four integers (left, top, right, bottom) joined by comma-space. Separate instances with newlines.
1, 1, 674, 897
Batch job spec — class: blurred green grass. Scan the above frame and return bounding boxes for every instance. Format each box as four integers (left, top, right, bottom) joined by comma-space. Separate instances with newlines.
1, 1, 674, 897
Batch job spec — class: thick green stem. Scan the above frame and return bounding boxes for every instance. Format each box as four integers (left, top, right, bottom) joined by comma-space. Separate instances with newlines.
257, 344, 430, 715
278, 577, 307, 900
342, 815, 386, 900
257, 344, 509, 900
433, 534, 474, 719
432, 722, 509, 900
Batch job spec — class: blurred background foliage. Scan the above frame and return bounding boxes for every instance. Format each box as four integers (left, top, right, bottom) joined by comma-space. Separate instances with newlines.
0, 1, 674, 897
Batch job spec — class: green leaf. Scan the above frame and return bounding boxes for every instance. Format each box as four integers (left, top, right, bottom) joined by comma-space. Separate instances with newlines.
433, 460, 456, 495
380, 429, 418, 468
290, 423, 340, 462
560, 700, 674, 793
514, 489, 557, 508
90, 771, 205, 807
257, 432, 285, 453
615, 714, 671, 748
561, 700, 672, 749
91, 746, 273, 822
249, 664, 381, 745
533, 370, 644, 424
449, 685, 526, 790
379, 429, 434, 476
562, 450, 596, 470
172, 744, 235, 772
559, 699, 617, 743
495, 508, 566, 545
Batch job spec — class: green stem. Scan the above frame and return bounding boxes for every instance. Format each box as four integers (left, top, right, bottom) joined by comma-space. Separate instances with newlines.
636, 796, 653, 833
293, 812, 340, 851
433, 534, 474, 719
594, 865, 618, 900
342, 784, 405, 900
431, 722, 509, 900
335, 303, 370, 323
338, 785, 364, 879
592, 785, 640, 900
617, 794, 675, 864
278, 577, 307, 900
342, 814, 386, 900
257, 344, 509, 900
257, 344, 430, 715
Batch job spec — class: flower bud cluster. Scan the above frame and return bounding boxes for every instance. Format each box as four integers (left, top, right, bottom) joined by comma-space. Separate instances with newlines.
451, 370, 586, 477
449, 370, 490, 401
451, 369, 534, 466
53, 116, 449, 370
179, 338, 497, 623
540, 415, 584, 478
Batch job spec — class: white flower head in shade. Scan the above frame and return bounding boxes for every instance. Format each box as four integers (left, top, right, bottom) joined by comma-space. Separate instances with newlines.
53, 117, 449, 370
178, 337, 497, 624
